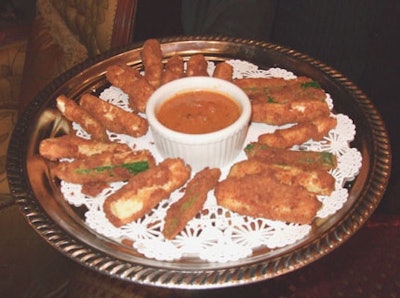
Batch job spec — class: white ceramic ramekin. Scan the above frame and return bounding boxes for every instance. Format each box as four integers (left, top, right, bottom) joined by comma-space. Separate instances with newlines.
146, 76, 251, 172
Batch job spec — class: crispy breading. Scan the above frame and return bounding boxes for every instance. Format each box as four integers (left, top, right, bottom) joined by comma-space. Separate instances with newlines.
257, 116, 337, 148
39, 134, 131, 161
161, 54, 184, 85
56, 95, 108, 141
162, 167, 221, 239
53, 150, 155, 184
79, 94, 148, 137
103, 158, 191, 227
186, 54, 209, 76
234, 76, 326, 103
212, 62, 233, 81
128, 77, 156, 113
244, 142, 337, 171
105, 64, 155, 113
215, 173, 322, 225
141, 39, 163, 88
251, 100, 331, 125
105, 63, 141, 88
229, 159, 335, 196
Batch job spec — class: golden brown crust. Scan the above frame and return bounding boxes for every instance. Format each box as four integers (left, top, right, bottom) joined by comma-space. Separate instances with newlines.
244, 142, 337, 171
186, 54, 209, 76
215, 173, 322, 225
103, 158, 191, 227
234, 76, 326, 103
53, 150, 155, 184
161, 54, 184, 85
251, 100, 331, 125
229, 159, 335, 196
141, 39, 163, 88
212, 62, 233, 81
162, 167, 221, 239
56, 95, 109, 141
39, 134, 131, 161
257, 116, 337, 148
79, 94, 148, 137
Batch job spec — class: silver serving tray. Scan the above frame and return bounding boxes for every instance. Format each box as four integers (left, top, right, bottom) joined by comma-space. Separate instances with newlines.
7, 36, 391, 289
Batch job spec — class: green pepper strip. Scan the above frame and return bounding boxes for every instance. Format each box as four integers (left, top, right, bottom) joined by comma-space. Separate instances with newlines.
75, 161, 149, 176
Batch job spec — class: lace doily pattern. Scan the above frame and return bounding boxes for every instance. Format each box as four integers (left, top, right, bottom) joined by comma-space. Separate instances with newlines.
61, 60, 362, 262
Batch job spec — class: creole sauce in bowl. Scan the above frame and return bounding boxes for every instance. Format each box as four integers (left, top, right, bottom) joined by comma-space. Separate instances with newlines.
156, 90, 241, 134
146, 77, 251, 172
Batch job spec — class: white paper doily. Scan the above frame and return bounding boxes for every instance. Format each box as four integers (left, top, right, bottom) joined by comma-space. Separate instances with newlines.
61, 60, 362, 262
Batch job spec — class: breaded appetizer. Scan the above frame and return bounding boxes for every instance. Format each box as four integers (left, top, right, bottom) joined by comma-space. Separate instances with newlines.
229, 159, 335, 196
244, 142, 337, 171
251, 100, 331, 125
105, 64, 155, 113
141, 39, 163, 88
53, 149, 155, 184
162, 167, 221, 240
56, 95, 108, 141
161, 54, 184, 85
39, 134, 131, 161
212, 62, 233, 81
103, 158, 191, 227
186, 54, 209, 76
105, 63, 141, 88
79, 94, 148, 137
257, 116, 337, 148
215, 173, 322, 225
234, 76, 326, 104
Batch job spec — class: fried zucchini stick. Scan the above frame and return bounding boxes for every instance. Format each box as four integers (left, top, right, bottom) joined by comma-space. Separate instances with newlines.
229, 159, 335, 195
215, 173, 322, 225
53, 150, 155, 184
212, 62, 233, 81
235, 77, 326, 103
251, 100, 331, 125
79, 94, 148, 137
39, 134, 131, 161
56, 95, 108, 141
105, 63, 141, 88
105, 64, 155, 113
162, 167, 221, 239
186, 54, 209, 76
257, 116, 337, 148
103, 158, 191, 227
141, 39, 163, 88
244, 142, 337, 171
161, 54, 184, 84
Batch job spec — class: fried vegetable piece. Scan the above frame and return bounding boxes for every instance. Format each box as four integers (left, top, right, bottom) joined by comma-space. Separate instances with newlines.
251, 100, 331, 125
244, 142, 337, 171
103, 158, 191, 227
215, 173, 322, 225
229, 159, 335, 195
79, 94, 148, 137
212, 62, 233, 81
234, 76, 326, 103
39, 134, 131, 161
162, 167, 221, 239
56, 95, 108, 141
161, 54, 184, 84
141, 38, 163, 88
257, 116, 337, 148
105, 64, 155, 113
186, 54, 209, 76
53, 150, 155, 184
105, 63, 141, 88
